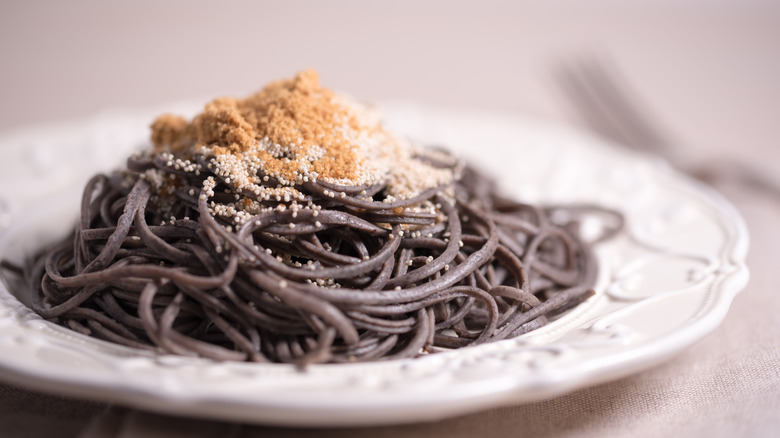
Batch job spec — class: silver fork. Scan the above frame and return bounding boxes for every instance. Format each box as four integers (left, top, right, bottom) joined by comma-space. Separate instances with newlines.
556, 56, 779, 197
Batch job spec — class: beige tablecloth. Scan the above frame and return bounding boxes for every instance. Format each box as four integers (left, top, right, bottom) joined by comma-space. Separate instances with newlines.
0, 2, 778, 437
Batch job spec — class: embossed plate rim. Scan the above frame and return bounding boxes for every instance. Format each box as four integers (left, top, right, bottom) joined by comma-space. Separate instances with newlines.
0, 104, 749, 426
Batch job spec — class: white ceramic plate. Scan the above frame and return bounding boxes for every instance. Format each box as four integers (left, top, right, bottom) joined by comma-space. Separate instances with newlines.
0, 104, 749, 426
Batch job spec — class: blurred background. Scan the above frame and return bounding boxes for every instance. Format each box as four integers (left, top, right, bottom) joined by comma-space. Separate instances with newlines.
1, 1, 779, 437
1, 0, 779, 163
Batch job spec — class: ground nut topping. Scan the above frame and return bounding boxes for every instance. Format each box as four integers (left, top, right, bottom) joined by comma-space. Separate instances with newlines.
150, 70, 455, 203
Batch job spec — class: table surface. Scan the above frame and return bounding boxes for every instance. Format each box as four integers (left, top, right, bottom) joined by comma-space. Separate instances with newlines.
1, 2, 778, 437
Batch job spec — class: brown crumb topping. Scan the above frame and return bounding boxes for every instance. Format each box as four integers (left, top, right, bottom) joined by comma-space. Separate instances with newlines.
149, 70, 455, 201
150, 114, 191, 154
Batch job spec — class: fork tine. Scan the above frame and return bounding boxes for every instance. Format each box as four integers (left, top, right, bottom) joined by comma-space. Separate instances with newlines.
579, 57, 671, 152
554, 58, 627, 147
556, 56, 670, 155
557, 56, 780, 199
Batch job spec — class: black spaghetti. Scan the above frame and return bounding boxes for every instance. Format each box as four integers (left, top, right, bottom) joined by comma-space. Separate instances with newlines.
17, 71, 621, 365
